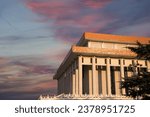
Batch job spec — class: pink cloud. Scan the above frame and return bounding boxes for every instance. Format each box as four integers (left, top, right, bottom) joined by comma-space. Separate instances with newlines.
35, 80, 57, 91
25, 0, 112, 43
0, 56, 57, 99
82, 0, 112, 9
0, 57, 10, 65
50, 51, 68, 60
26, 0, 79, 20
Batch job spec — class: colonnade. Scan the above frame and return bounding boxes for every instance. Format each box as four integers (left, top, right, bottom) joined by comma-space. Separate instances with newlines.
57, 56, 149, 96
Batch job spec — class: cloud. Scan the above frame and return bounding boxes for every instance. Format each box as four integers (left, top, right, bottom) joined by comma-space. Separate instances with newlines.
0, 35, 50, 44
24, 0, 150, 43
100, 0, 150, 35
0, 87, 56, 100
0, 57, 10, 65
0, 55, 57, 100
81, 0, 112, 9
1, 0, 150, 100
25, 0, 112, 43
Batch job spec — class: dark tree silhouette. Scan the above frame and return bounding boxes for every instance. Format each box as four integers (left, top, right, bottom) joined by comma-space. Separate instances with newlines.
121, 42, 150, 99
128, 41, 150, 60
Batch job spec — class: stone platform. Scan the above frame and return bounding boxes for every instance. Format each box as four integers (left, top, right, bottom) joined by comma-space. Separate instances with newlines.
39, 94, 132, 100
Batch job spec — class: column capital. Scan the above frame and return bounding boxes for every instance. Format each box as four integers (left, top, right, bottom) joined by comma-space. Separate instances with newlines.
147, 60, 150, 72
79, 55, 82, 58
106, 58, 111, 65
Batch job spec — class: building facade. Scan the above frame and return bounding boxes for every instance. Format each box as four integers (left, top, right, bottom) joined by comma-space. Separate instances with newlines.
53, 32, 150, 98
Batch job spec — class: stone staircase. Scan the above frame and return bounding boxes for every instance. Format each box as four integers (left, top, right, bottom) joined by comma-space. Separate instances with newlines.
39, 94, 133, 100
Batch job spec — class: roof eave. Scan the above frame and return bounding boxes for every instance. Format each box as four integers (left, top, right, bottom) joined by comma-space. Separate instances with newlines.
54, 46, 137, 80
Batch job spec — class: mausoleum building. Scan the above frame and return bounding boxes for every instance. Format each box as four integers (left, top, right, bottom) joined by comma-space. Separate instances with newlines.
40, 32, 150, 100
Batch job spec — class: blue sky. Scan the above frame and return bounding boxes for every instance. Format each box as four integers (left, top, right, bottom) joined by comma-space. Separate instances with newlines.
0, 0, 66, 57
0, 0, 150, 99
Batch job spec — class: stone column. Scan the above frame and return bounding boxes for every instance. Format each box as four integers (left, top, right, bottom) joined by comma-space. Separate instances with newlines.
147, 60, 150, 72
120, 59, 125, 95
89, 67, 93, 95
101, 69, 107, 96
61, 75, 63, 94
114, 69, 120, 96
92, 57, 98, 96
75, 59, 79, 95
69, 67, 72, 94
72, 72, 76, 95
133, 60, 138, 75
106, 58, 111, 96
64, 75, 66, 94
60, 77, 62, 94
57, 78, 61, 95
78, 56, 83, 96
75, 66, 79, 95
59, 77, 62, 94
66, 74, 68, 94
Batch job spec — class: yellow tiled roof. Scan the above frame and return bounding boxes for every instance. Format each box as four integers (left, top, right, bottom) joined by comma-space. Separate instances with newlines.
72, 46, 136, 58
53, 32, 150, 79
83, 32, 150, 44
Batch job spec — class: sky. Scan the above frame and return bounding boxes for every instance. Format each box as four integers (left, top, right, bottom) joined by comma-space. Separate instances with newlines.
0, 0, 150, 99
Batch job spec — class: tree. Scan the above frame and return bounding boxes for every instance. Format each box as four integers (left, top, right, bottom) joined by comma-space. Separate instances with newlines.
128, 41, 150, 60
121, 42, 150, 99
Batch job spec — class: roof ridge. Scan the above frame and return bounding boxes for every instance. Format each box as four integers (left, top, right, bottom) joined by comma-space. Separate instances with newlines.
82, 32, 150, 44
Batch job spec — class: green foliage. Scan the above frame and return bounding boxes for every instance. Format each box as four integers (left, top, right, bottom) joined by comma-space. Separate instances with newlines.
121, 69, 150, 99
128, 41, 150, 60
121, 42, 150, 100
